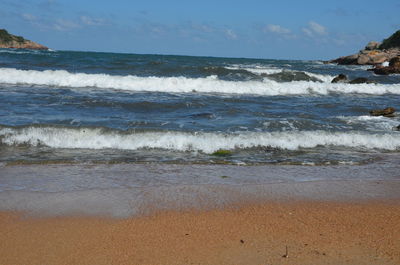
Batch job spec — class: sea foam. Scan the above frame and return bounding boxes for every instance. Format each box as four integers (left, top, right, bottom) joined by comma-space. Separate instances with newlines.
1, 126, 399, 152
0, 68, 400, 95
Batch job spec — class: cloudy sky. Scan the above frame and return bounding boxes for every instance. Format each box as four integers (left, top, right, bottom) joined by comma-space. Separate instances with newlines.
1, 0, 399, 59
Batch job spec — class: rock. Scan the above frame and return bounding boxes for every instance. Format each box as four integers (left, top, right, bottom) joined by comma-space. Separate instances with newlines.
389, 56, 400, 68
369, 107, 396, 117
330, 54, 358, 65
394, 125, 400, 131
349, 77, 376, 84
357, 54, 370, 64
373, 67, 397, 75
365, 41, 381, 50
328, 30, 400, 66
369, 52, 388, 64
0, 29, 47, 50
373, 56, 400, 75
331, 74, 348, 83
332, 75, 377, 84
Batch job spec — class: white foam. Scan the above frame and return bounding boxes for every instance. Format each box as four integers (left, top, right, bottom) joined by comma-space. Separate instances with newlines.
1, 127, 400, 152
0, 68, 399, 95
225, 65, 283, 75
337, 115, 400, 131
226, 64, 334, 82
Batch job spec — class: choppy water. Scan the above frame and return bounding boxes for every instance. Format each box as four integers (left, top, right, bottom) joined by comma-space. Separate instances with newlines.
1, 48, 400, 165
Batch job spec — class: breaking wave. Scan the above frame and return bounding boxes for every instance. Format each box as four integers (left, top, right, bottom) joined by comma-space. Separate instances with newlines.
1, 68, 400, 95
1, 126, 399, 153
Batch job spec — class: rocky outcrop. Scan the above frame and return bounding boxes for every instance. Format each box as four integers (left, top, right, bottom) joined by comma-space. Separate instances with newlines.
331, 74, 376, 84
372, 56, 400, 75
348, 77, 376, 84
329, 48, 400, 66
327, 30, 400, 67
0, 29, 48, 50
365, 41, 380, 50
369, 107, 396, 117
331, 74, 348, 83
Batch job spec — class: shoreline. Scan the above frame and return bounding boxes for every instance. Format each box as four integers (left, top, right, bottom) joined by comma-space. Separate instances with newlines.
1, 163, 400, 264
1, 160, 400, 217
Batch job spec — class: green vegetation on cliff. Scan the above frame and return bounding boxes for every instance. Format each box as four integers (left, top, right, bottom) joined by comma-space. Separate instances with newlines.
0, 29, 26, 44
380, 30, 400, 49
0, 29, 47, 49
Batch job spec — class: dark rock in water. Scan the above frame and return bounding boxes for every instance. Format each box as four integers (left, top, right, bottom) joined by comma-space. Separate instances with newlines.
373, 56, 400, 75
329, 54, 358, 65
373, 67, 396, 75
389, 56, 400, 68
331, 75, 376, 84
331, 74, 348, 83
348, 77, 376, 84
369, 107, 396, 117
265, 71, 322, 82
394, 125, 400, 131
383, 113, 396, 118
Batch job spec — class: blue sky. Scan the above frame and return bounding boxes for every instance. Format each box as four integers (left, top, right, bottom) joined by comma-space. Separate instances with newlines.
1, 0, 399, 59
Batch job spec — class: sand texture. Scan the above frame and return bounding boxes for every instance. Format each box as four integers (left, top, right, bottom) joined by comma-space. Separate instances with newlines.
1, 201, 399, 265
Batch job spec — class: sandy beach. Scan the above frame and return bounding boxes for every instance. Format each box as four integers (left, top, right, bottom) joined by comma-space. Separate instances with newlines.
1, 198, 399, 265
1, 162, 400, 265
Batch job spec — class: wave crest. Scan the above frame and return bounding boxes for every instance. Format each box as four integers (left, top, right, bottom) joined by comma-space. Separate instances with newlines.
1, 126, 399, 153
1, 68, 399, 95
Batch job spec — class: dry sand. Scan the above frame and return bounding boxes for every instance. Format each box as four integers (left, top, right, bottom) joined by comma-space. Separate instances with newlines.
1, 200, 400, 265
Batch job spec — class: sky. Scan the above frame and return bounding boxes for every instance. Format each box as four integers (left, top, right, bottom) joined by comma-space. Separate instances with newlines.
0, 0, 399, 60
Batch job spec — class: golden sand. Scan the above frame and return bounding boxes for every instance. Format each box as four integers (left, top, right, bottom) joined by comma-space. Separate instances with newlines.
1, 200, 399, 265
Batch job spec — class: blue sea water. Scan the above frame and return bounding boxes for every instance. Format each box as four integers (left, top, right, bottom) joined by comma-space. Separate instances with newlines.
0, 48, 400, 165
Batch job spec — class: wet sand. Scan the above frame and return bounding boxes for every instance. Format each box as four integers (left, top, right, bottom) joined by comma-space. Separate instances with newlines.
1, 199, 400, 265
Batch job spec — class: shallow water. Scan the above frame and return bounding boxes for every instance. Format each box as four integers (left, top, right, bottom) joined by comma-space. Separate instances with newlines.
1, 157, 399, 216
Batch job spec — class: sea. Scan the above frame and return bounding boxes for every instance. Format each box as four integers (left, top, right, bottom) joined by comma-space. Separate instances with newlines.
0, 48, 399, 216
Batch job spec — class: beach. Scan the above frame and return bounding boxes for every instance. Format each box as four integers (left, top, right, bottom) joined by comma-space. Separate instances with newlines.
1, 162, 400, 265
1, 192, 399, 265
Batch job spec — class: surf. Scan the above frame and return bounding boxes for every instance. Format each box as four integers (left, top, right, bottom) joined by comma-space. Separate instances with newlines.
1, 67, 400, 96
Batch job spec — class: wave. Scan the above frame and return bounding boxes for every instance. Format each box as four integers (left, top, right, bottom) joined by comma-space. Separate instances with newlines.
0, 48, 54, 56
0, 68, 400, 95
225, 64, 334, 82
336, 115, 400, 131
1, 126, 399, 153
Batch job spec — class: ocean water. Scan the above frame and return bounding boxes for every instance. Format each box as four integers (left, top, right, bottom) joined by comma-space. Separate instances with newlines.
0, 48, 400, 166
1, 48, 400, 216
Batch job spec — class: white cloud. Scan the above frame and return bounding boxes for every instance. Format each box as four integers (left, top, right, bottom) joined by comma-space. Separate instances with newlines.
53, 18, 80, 31
308, 21, 326, 35
80, 16, 105, 26
21, 13, 37, 22
302, 21, 327, 37
225, 29, 237, 40
264, 24, 291, 34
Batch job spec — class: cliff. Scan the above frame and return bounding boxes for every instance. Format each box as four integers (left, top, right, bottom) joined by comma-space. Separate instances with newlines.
0, 29, 48, 50
380, 30, 400, 50
328, 30, 400, 66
